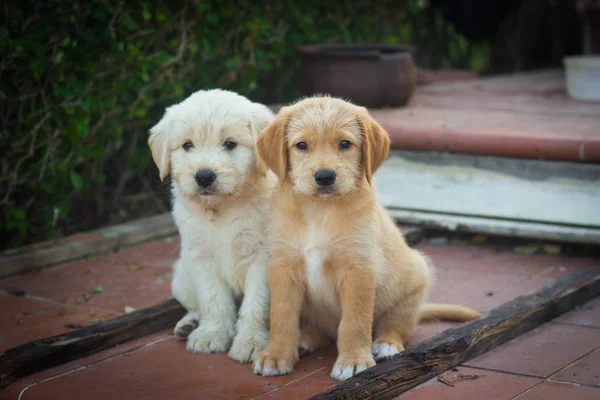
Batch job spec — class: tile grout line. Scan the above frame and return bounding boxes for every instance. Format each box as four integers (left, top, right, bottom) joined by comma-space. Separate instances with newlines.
460, 365, 545, 380
510, 380, 545, 400
548, 378, 600, 389
16, 336, 172, 400
509, 345, 600, 399
552, 321, 600, 330
0, 288, 125, 317
0, 289, 66, 306
250, 367, 328, 400
546, 346, 600, 382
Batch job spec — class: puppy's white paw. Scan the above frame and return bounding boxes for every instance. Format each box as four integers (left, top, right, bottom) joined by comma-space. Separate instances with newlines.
253, 349, 297, 376
186, 326, 232, 354
174, 313, 199, 340
228, 329, 269, 363
330, 351, 375, 381
372, 342, 401, 360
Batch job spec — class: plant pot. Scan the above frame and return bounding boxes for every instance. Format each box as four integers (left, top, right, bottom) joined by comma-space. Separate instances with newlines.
563, 56, 600, 101
298, 44, 417, 108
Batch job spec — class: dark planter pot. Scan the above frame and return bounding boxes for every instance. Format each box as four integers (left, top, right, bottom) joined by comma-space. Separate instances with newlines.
298, 44, 417, 108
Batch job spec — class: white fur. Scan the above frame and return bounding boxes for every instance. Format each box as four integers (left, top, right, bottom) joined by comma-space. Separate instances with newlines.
149, 89, 276, 363
303, 231, 328, 290
331, 363, 368, 381
372, 342, 400, 360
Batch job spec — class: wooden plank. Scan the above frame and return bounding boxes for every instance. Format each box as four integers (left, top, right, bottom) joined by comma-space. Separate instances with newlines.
0, 213, 178, 278
374, 151, 600, 228
388, 209, 600, 245
310, 268, 600, 400
0, 298, 186, 388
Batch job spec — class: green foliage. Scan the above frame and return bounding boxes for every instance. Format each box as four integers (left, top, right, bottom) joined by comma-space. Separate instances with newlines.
0, 0, 486, 248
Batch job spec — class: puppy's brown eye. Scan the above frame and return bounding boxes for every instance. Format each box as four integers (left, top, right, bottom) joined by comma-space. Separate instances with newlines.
296, 142, 308, 150
339, 140, 351, 149
183, 142, 194, 151
224, 140, 237, 150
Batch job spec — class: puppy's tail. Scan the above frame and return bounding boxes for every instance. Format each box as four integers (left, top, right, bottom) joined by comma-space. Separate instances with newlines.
418, 303, 481, 322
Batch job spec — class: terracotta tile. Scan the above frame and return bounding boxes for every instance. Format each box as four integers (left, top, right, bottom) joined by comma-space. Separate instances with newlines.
551, 348, 600, 386
0, 303, 119, 353
515, 381, 600, 400
398, 366, 540, 400
257, 367, 337, 399
0, 293, 56, 320
16, 338, 337, 400
1, 331, 172, 400
409, 322, 458, 345
555, 297, 600, 328
0, 258, 170, 306
465, 323, 600, 377
582, 140, 600, 162
98, 236, 180, 268
385, 124, 448, 152
417, 244, 597, 312
417, 70, 566, 96
80, 276, 172, 312
370, 105, 600, 162
411, 91, 600, 119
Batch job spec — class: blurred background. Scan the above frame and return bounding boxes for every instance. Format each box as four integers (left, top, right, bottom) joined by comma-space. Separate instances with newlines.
0, 0, 589, 249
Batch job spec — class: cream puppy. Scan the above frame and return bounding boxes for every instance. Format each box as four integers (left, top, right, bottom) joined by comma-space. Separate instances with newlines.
148, 89, 275, 362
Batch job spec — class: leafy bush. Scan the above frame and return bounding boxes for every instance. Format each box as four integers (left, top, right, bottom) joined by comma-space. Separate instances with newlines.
0, 0, 485, 248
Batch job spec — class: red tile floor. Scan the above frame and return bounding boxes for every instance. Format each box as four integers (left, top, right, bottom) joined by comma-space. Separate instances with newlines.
1, 235, 599, 399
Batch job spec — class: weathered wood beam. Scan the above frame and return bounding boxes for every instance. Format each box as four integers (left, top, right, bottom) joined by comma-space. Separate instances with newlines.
311, 268, 600, 400
0, 213, 178, 278
0, 298, 186, 387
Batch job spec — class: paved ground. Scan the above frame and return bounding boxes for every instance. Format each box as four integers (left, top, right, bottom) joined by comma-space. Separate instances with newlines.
1, 235, 598, 400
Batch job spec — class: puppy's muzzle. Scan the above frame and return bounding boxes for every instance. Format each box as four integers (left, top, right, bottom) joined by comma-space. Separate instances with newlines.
314, 169, 336, 187
195, 169, 217, 188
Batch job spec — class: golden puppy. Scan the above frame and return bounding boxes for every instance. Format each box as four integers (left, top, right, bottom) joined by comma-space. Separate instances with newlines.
252, 96, 480, 381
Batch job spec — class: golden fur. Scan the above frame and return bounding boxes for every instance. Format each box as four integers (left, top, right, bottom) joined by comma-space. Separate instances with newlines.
252, 96, 480, 381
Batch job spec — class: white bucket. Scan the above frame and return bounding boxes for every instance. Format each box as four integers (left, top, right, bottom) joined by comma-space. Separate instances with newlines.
563, 56, 600, 102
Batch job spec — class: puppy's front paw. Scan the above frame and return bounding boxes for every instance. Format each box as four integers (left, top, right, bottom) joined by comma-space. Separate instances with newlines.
228, 329, 269, 363
186, 326, 232, 354
372, 341, 403, 360
253, 347, 298, 376
174, 313, 199, 339
330, 350, 376, 381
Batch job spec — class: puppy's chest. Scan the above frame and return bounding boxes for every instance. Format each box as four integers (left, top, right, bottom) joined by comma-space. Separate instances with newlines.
299, 225, 334, 291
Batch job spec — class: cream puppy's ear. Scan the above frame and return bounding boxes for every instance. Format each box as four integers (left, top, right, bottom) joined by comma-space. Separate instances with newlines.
148, 109, 172, 181
248, 103, 275, 176
356, 108, 391, 185
256, 106, 291, 183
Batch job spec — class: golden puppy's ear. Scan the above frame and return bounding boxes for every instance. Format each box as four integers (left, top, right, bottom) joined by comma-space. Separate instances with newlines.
357, 109, 391, 185
148, 113, 172, 181
256, 107, 290, 183
248, 103, 276, 176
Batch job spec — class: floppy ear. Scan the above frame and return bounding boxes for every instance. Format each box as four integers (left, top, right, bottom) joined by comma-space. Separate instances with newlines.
148, 111, 172, 181
357, 109, 391, 185
248, 103, 275, 176
256, 107, 290, 183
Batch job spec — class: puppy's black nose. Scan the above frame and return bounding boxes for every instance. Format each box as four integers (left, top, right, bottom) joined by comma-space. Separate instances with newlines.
314, 169, 336, 186
194, 170, 216, 187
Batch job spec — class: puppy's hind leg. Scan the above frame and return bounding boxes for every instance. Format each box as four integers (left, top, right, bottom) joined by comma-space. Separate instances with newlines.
171, 258, 200, 339
299, 321, 331, 355
174, 312, 200, 339
372, 295, 423, 361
